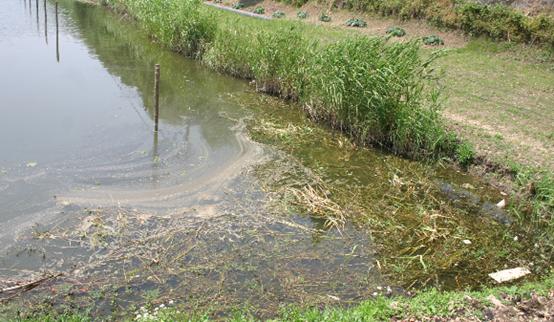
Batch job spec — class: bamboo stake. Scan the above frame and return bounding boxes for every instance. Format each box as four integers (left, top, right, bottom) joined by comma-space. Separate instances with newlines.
55, 1, 59, 62
154, 64, 160, 132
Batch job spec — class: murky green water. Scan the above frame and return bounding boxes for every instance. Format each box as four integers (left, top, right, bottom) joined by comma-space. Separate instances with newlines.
0, 0, 537, 318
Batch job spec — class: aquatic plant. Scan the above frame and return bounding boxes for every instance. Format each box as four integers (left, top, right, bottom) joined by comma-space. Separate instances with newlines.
297, 11, 308, 19
272, 10, 286, 18
386, 26, 406, 37
253, 6, 265, 14
345, 18, 367, 27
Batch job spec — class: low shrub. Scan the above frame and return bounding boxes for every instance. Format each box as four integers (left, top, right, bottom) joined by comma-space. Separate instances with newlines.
345, 18, 367, 27
423, 35, 444, 46
319, 13, 331, 22
455, 142, 475, 167
272, 10, 286, 18
297, 11, 308, 19
386, 26, 406, 37
253, 6, 265, 14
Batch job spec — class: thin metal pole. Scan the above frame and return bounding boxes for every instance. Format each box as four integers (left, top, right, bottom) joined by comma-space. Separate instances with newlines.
55, 2, 59, 62
154, 64, 160, 132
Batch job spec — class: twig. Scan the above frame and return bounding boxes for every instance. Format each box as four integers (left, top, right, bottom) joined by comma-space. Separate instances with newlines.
0, 273, 63, 294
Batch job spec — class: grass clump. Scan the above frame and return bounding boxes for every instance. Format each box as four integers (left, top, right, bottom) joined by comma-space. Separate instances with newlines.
306, 38, 453, 157
386, 26, 406, 37
510, 168, 554, 265
345, 18, 367, 27
455, 141, 475, 167
297, 11, 308, 19
253, 6, 265, 14
103, 0, 216, 58
423, 35, 444, 46
319, 13, 331, 22
272, 10, 286, 18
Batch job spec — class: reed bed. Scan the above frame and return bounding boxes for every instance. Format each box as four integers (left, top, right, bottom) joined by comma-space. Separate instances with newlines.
103, 0, 457, 159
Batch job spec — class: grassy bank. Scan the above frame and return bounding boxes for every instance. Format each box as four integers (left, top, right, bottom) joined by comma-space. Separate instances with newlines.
102, 0, 458, 159
8, 273, 554, 321
313, 0, 554, 47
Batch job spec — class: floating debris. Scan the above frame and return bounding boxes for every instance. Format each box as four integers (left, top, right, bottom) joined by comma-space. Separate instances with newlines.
489, 267, 531, 283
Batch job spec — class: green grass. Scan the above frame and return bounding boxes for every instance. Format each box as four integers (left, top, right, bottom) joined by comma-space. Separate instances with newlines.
7, 273, 554, 321
337, 0, 554, 47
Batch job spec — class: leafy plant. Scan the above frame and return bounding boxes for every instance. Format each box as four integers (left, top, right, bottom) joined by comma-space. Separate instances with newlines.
232, 2, 244, 9
297, 11, 308, 19
319, 13, 331, 22
422, 35, 444, 46
253, 6, 265, 14
386, 26, 406, 37
272, 10, 286, 18
345, 18, 367, 27
455, 142, 475, 166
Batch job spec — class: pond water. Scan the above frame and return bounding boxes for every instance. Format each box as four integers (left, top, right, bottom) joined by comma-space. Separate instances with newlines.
0, 0, 532, 318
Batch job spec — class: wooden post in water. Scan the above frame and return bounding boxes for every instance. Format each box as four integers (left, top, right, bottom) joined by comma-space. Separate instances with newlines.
44, 0, 48, 44
36, 0, 39, 31
55, 1, 59, 62
154, 64, 161, 132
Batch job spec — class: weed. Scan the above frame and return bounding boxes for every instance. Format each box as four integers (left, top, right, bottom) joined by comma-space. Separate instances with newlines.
386, 26, 406, 37
297, 11, 308, 19
319, 13, 331, 22
455, 141, 475, 167
423, 35, 444, 46
253, 6, 264, 14
345, 18, 367, 27
272, 10, 285, 18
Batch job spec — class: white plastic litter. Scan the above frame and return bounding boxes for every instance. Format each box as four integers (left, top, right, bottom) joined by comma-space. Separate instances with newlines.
488, 267, 531, 283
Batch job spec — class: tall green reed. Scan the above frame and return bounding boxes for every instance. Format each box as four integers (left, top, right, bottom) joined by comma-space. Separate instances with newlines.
105, 0, 455, 158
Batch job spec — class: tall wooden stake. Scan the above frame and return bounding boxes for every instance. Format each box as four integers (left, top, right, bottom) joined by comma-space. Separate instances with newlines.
44, 0, 48, 44
36, 0, 39, 32
55, 1, 59, 62
154, 64, 160, 132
